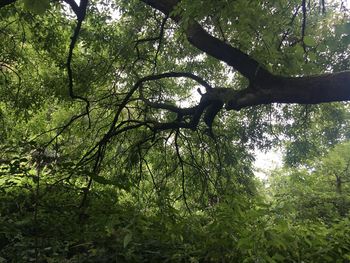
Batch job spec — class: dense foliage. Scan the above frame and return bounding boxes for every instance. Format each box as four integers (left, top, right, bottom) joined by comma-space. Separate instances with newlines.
1, 0, 350, 262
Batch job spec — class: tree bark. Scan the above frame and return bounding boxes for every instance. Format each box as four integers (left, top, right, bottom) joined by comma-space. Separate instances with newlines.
225, 71, 350, 110
141, 0, 350, 110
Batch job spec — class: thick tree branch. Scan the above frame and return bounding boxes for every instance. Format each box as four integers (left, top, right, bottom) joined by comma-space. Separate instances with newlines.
141, 0, 350, 113
140, 0, 273, 82
66, 0, 90, 125
0, 0, 79, 13
102, 71, 350, 139
62, 0, 80, 16
225, 72, 350, 110
137, 71, 350, 121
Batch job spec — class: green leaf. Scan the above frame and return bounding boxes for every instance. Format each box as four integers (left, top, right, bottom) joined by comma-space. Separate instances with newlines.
308, 51, 317, 61
123, 232, 132, 248
294, 45, 304, 57
22, 0, 50, 15
237, 236, 252, 249
303, 36, 316, 46
90, 174, 111, 185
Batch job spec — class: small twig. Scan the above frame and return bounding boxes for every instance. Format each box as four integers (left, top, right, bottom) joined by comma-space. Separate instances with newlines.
33, 162, 42, 263
78, 138, 103, 213
301, 0, 307, 51
249, 25, 270, 55
107, 71, 213, 136
321, 0, 326, 13
153, 14, 169, 73
80, 72, 213, 176
42, 113, 88, 147
216, 18, 227, 42
278, 5, 301, 51
175, 130, 191, 214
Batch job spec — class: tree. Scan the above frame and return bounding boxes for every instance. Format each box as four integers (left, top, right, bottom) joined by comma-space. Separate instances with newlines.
268, 141, 350, 222
2, 2, 350, 260
319, 142, 350, 216
0, 0, 349, 202
1, 0, 350, 204
1, 0, 350, 125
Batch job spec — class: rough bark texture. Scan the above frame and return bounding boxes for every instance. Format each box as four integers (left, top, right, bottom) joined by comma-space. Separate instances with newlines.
226, 72, 350, 110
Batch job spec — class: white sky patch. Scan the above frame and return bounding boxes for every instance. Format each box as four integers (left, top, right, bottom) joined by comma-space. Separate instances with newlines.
254, 148, 283, 180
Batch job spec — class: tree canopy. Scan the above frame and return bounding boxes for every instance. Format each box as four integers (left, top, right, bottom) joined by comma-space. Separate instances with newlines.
1, 0, 350, 262
1, 0, 350, 171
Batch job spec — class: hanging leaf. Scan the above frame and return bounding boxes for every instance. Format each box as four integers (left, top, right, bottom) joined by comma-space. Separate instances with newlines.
293, 45, 305, 58
123, 232, 132, 248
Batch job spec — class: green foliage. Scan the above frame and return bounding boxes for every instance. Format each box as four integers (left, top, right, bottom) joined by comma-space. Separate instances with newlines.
1, 0, 350, 262
22, 0, 50, 15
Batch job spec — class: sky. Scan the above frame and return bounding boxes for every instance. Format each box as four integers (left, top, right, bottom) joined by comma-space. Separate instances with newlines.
254, 149, 283, 180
